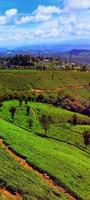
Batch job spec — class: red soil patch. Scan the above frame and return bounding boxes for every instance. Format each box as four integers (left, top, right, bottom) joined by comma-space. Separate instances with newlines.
32, 84, 88, 94
0, 188, 22, 200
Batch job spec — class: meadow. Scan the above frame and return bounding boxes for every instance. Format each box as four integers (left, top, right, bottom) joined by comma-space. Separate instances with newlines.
0, 70, 90, 100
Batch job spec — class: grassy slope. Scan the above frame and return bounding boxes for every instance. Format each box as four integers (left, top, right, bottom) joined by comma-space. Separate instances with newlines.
0, 100, 90, 151
0, 145, 66, 200
1, 100, 90, 125
0, 70, 90, 99
0, 118, 90, 200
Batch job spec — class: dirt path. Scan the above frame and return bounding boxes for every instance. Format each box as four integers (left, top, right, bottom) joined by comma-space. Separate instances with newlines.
11, 72, 48, 78
32, 84, 89, 93
0, 188, 22, 200
0, 138, 76, 200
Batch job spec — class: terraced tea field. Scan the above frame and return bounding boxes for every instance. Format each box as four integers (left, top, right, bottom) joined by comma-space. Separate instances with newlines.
0, 70, 90, 200
0, 99, 90, 200
0, 70, 90, 100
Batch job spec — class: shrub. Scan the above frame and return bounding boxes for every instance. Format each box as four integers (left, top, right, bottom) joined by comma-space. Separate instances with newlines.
40, 114, 53, 135
83, 130, 90, 147
9, 106, 16, 121
69, 114, 78, 126
19, 96, 23, 106
26, 106, 30, 116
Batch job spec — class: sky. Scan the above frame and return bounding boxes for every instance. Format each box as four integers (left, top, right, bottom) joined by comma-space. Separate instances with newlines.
0, 0, 90, 47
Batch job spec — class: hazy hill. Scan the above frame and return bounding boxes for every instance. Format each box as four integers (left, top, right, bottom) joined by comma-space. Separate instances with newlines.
0, 43, 90, 64
60, 49, 90, 64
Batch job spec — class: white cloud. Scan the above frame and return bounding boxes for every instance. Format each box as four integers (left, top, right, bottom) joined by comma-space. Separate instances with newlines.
0, 3, 90, 45
33, 5, 61, 15
16, 5, 61, 24
0, 16, 6, 25
16, 16, 33, 24
0, 8, 18, 25
5, 9, 17, 17
67, 0, 90, 10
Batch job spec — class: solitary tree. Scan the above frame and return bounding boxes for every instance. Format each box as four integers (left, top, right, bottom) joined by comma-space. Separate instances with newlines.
19, 96, 23, 106
70, 114, 78, 126
40, 114, 53, 135
26, 106, 30, 116
83, 130, 90, 147
25, 98, 28, 105
9, 106, 16, 121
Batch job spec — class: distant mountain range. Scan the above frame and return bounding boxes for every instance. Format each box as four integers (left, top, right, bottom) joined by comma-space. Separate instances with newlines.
0, 44, 90, 64
60, 49, 90, 64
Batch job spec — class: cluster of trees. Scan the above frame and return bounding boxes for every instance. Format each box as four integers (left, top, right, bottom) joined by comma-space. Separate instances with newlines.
0, 54, 89, 71
54, 92, 90, 118
9, 98, 30, 121
36, 92, 90, 119
8, 106, 90, 148
68, 114, 90, 126
0, 55, 61, 70
38, 112, 90, 147
0, 55, 39, 69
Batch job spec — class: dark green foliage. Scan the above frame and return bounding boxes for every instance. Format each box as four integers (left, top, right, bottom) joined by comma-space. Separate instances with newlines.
9, 106, 16, 121
25, 98, 28, 105
19, 97, 23, 106
83, 130, 90, 147
26, 106, 30, 116
69, 114, 78, 126
40, 114, 53, 135
37, 94, 45, 102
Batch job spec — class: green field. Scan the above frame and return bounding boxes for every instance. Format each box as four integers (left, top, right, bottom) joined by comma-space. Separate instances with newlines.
0, 118, 90, 200
0, 100, 90, 149
0, 70, 90, 100
0, 70, 90, 200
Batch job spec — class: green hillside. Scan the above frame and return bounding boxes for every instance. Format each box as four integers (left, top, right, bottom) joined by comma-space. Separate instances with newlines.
0, 107, 90, 199
0, 70, 90, 100
0, 70, 90, 200
0, 100, 90, 151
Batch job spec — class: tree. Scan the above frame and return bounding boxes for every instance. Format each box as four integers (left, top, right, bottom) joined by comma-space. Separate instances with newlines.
55, 91, 66, 107
25, 98, 28, 105
26, 106, 30, 116
19, 96, 23, 106
9, 106, 16, 121
83, 130, 90, 147
70, 114, 78, 126
40, 114, 53, 135
37, 94, 44, 102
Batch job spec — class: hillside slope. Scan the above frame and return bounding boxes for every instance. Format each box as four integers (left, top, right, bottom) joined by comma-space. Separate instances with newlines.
0, 117, 90, 200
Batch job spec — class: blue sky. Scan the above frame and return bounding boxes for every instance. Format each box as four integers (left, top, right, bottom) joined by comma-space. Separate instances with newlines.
0, 0, 90, 46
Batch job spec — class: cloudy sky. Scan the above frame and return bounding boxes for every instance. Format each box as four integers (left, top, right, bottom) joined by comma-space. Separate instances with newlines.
0, 0, 90, 46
